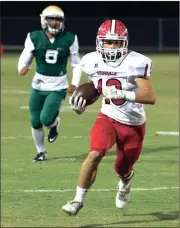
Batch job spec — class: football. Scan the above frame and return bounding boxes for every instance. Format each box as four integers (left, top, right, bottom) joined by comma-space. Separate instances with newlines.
73, 82, 100, 106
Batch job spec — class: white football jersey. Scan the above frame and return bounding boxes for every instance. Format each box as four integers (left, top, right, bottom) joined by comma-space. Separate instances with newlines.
80, 51, 152, 125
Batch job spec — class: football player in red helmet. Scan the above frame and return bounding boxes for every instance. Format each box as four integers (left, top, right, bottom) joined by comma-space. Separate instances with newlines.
62, 19, 156, 216
96, 20, 128, 64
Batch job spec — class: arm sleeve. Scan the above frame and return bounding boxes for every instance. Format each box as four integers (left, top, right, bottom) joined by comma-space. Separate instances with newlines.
69, 35, 82, 87
130, 58, 152, 83
69, 34, 79, 55
17, 33, 35, 73
135, 59, 152, 78
87, 75, 101, 90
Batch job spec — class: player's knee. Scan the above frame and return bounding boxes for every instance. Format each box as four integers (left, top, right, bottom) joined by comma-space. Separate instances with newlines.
31, 118, 42, 129
87, 151, 104, 166
40, 111, 59, 127
40, 114, 52, 127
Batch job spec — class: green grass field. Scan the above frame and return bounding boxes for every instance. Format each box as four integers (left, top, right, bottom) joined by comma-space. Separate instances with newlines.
1, 53, 179, 227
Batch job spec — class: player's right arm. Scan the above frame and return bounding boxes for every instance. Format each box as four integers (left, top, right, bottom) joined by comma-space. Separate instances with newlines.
67, 35, 82, 94
18, 33, 34, 76
69, 52, 99, 114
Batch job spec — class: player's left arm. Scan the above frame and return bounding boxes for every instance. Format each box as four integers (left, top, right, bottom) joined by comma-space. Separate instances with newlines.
103, 58, 156, 105
103, 77, 156, 105
131, 59, 156, 104
67, 35, 82, 94
134, 77, 156, 104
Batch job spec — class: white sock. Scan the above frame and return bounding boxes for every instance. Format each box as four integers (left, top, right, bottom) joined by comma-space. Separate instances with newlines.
31, 127, 45, 153
73, 186, 88, 203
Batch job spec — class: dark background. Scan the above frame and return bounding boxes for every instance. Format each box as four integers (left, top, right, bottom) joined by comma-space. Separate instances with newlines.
1, 1, 179, 52
1, 1, 179, 18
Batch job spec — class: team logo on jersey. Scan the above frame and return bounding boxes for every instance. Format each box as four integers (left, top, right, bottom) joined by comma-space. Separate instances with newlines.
94, 63, 98, 68
97, 71, 117, 76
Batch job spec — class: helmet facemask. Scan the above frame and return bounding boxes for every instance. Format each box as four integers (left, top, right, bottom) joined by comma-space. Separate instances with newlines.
41, 16, 64, 35
40, 6, 65, 35
96, 36, 128, 63
96, 19, 129, 65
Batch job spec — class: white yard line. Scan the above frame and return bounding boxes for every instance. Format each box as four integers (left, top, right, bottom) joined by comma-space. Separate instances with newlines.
2, 90, 30, 95
155, 131, 179, 136
19, 105, 100, 112
1, 134, 154, 140
1, 136, 90, 140
2, 186, 179, 193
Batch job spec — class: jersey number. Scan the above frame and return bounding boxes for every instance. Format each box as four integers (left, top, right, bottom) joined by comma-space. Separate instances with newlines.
98, 79, 126, 106
45, 50, 58, 64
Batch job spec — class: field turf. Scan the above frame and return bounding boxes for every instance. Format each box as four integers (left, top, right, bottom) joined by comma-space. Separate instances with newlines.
1, 53, 179, 227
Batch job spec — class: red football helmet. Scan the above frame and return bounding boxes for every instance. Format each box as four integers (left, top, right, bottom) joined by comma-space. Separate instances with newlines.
96, 19, 128, 62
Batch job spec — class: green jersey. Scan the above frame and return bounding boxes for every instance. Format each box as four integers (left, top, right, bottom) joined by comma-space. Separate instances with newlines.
21, 30, 80, 91
30, 30, 76, 76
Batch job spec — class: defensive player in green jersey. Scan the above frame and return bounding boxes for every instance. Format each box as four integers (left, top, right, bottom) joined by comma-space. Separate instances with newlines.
18, 5, 82, 162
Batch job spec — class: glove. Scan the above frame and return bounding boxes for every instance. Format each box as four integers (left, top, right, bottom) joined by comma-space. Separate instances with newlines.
102, 86, 125, 99
69, 92, 86, 114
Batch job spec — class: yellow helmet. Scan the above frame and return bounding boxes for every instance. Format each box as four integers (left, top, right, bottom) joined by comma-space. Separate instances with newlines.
40, 5, 65, 34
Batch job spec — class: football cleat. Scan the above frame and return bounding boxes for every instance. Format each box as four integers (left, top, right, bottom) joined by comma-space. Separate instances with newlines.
33, 152, 47, 162
115, 170, 134, 209
62, 201, 83, 216
48, 117, 60, 143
